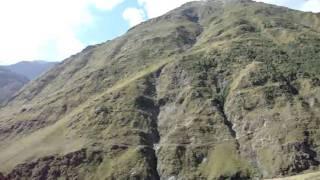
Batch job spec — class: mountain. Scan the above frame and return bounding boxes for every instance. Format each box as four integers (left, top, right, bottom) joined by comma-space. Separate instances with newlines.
0, 61, 56, 105
2, 61, 57, 80
0, 68, 29, 105
0, 0, 320, 179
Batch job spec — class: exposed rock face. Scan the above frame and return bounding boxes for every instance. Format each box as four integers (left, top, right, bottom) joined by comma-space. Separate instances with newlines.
0, 0, 320, 179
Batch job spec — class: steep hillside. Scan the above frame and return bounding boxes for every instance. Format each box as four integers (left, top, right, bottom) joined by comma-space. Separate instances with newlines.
0, 68, 29, 105
269, 171, 320, 180
0, 0, 320, 179
2, 61, 57, 80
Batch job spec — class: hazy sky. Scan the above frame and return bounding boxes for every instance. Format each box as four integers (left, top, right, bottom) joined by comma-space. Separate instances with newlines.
0, 0, 319, 65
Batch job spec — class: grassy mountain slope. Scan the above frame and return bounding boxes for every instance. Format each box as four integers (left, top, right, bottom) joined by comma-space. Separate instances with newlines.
268, 171, 320, 180
0, 0, 320, 179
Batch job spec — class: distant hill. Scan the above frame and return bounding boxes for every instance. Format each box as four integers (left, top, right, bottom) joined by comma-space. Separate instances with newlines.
0, 68, 29, 105
0, 61, 57, 105
2, 61, 57, 80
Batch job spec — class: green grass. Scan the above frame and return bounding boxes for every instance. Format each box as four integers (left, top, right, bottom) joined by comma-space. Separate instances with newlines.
200, 142, 253, 179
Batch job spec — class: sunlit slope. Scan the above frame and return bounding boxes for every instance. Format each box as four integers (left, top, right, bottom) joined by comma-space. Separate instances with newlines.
0, 0, 320, 179
268, 171, 320, 180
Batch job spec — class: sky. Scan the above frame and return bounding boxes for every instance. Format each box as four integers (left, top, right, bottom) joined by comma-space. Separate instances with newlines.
0, 0, 319, 65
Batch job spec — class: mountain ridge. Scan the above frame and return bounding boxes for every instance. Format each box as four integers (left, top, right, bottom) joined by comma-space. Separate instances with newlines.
1, 60, 57, 80
0, 68, 29, 106
0, 61, 57, 106
0, 0, 320, 179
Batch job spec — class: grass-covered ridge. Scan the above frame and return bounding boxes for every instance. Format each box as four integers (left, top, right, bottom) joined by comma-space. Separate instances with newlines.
0, 0, 320, 179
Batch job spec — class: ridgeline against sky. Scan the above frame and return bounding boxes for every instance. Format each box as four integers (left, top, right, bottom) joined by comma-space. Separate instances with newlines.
0, 0, 319, 65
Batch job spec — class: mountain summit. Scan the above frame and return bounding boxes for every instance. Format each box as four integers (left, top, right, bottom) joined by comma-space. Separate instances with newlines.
0, 0, 320, 179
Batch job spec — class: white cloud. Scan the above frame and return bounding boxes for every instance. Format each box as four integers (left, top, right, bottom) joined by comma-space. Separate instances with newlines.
0, 0, 319, 65
123, 8, 146, 27
91, 0, 124, 10
254, 0, 320, 12
0, 0, 123, 65
301, 0, 320, 12
138, 0, 320, 20
137, 0, 195, 18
